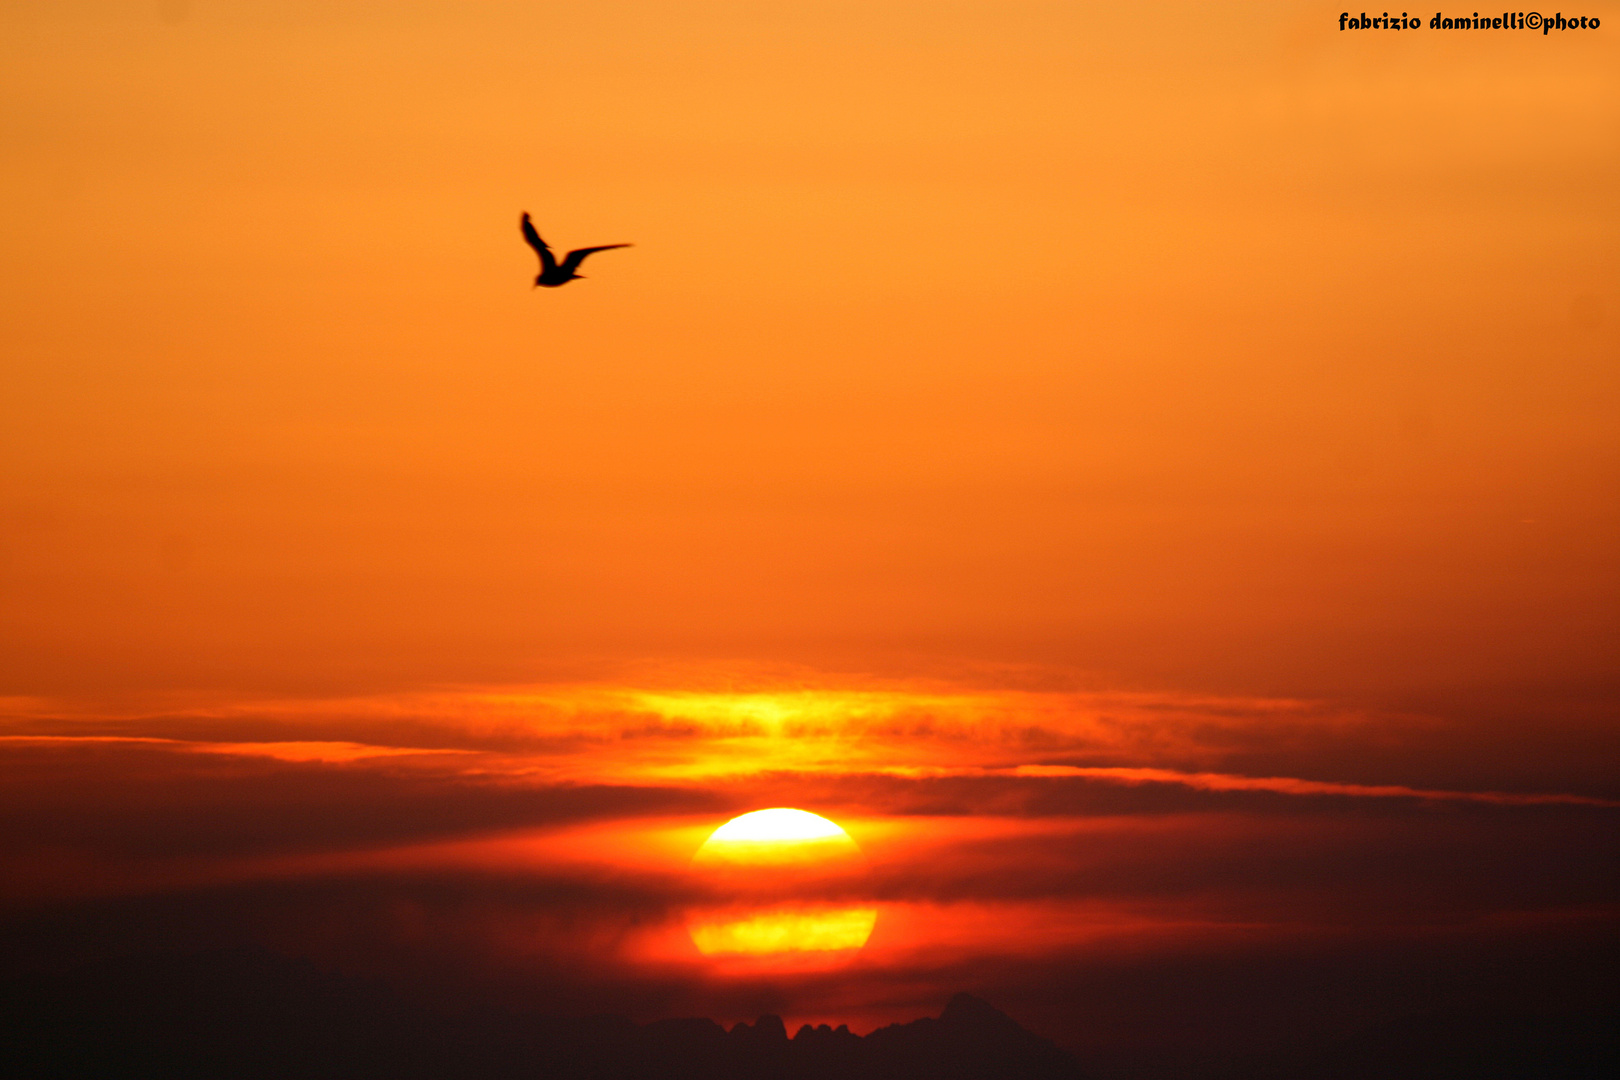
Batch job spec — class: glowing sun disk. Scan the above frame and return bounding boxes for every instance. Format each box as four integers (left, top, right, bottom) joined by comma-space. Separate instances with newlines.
707, 808, 849, 843
688, 808, 876, 957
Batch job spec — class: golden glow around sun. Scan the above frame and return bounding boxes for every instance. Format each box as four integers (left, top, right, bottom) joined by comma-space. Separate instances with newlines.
688, 905, 878, 955
687, 808, 877, 957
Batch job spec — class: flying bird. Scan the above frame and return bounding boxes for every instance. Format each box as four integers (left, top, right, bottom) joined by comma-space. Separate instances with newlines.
520, 213, 631, 288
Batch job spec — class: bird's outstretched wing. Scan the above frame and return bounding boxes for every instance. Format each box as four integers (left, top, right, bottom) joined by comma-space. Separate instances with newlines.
520, 212, 557, 274
560, 244, 632, 276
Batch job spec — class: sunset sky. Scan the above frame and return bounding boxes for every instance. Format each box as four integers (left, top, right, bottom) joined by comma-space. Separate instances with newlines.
2, 3, 1617, 1078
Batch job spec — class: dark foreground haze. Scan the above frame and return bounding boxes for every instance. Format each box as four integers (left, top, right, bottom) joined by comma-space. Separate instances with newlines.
6, 966, 1613, 1080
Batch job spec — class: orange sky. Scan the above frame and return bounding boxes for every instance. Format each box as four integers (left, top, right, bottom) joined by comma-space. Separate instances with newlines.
3, 1, 1615, 701
1, 4, 1617, 1077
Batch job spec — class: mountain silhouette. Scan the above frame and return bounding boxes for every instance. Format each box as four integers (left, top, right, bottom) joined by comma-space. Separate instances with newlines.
0, 950, 1087, 1080
605, 993, 1086, 1080
6, 949, 1614, 1079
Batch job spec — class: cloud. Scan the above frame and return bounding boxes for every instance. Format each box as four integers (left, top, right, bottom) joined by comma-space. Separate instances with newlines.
0, 737, 725, 904
1005, 765, 1620, 808
8, 676, 1614, 801
2, 675, 1616, 1077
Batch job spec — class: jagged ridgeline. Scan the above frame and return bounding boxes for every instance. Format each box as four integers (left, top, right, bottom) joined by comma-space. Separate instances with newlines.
577, 993, 1087, 1080
1, 951, 1086, 1080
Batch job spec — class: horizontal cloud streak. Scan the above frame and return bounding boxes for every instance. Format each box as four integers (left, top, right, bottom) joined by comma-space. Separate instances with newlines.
3, 673, 1616, 1079
1006, 765, 1620, 808
6, 676, 1615, 806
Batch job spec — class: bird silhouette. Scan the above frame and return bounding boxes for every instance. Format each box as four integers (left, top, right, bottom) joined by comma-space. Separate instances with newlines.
521, 213, 631, 287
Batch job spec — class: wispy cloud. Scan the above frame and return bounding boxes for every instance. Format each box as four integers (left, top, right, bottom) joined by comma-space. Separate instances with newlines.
1003, 765, 1620, 808
6, 679, 1611, 808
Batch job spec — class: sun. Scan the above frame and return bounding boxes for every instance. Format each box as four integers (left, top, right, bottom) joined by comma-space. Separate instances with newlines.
694, 808, 862, 866
687, 808, 877, 958
706, 807, 850, 843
